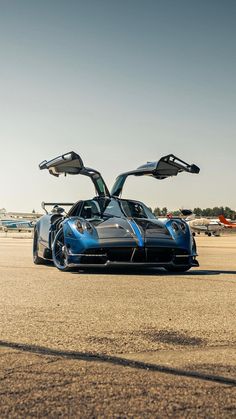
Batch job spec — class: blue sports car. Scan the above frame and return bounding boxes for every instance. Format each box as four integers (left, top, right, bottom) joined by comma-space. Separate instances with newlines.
33, 152, 200, 272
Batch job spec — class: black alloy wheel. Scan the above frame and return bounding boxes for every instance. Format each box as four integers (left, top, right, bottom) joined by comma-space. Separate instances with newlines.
52, 228, 71, 271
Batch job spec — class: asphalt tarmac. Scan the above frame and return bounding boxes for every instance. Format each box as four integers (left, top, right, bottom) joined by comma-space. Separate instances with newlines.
0, 235, 236, 418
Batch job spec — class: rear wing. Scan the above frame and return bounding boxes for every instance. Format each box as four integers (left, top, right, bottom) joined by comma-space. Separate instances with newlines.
41, 202, 74, 214
39, 151, 110, 197
111, 154, 200, 197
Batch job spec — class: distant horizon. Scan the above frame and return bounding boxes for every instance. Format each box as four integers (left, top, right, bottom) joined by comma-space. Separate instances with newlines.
1, 203, 236, 216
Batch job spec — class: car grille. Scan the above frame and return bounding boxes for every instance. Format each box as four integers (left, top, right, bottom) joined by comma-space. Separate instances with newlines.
79, 248, 107, 264
146, 248, 174, 263
79, 247, 190, 264
173, 249, 190, 265
107, 248, 134, 262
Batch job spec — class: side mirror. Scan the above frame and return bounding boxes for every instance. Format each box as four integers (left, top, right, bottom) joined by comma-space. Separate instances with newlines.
181, 209, 193, 217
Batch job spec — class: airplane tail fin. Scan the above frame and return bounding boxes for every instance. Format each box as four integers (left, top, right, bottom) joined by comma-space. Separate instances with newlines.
219, 215, 232, 226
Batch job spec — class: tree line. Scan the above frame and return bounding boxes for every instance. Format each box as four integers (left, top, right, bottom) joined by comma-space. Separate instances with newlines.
153, 206, 236, 220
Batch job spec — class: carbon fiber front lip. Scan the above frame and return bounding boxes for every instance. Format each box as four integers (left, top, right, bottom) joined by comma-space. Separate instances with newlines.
67, 250, 194, 257
67, 259, 199, 268
66, 248, 198, 268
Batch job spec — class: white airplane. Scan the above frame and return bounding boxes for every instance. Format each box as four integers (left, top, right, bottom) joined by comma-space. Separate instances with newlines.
6, 211, 42, 220
0, 219, 34, 232
0, 211, 41, 232
186, 217, 224, 236
177, 210, 224, 236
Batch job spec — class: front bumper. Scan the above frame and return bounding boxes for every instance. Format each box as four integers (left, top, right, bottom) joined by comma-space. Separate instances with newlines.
66, 246, 199, 269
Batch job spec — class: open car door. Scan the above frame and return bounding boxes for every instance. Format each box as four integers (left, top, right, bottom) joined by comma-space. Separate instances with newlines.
39, 151, 84, 176
111, 154, 200, 197
39, 151, 110, 197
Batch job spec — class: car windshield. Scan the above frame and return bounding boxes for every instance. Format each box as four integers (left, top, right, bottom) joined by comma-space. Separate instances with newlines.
103, 198, 156, 219
120, 199, 156, 219
80, 198, 156, 220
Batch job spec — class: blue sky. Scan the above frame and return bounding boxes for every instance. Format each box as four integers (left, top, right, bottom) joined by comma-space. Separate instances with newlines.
0, 0, 235, 212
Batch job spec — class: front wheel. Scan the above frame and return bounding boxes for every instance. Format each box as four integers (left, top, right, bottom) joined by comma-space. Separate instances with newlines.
52, 228, 71, 271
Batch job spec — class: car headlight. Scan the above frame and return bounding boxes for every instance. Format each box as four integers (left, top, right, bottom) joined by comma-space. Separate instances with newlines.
86, 222, 93, 232
172, 222, 179, 232
179, 221, 187, 233
76, 220, 84, 234
76, 220, 93, 234
171, 220, 187, 234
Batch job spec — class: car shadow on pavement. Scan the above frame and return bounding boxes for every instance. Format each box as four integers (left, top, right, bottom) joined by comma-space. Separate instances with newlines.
69, 267, 236, 276
181, 269, 236, 276
0, 340, 235, 387
39, 261, 236, 276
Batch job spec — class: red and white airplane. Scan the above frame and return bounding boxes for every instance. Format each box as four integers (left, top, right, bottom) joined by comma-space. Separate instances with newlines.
219, 215, 236, 228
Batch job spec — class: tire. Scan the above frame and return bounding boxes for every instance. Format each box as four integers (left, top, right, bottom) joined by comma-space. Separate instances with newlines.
165, 265, 191, 273
52, 228, 71, 271
33, 230, 45, 265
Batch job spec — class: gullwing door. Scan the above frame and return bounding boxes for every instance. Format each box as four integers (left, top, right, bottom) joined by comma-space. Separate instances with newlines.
39, 151, 110, 197
39, 151, 84, 176
111, 154, 200, 197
